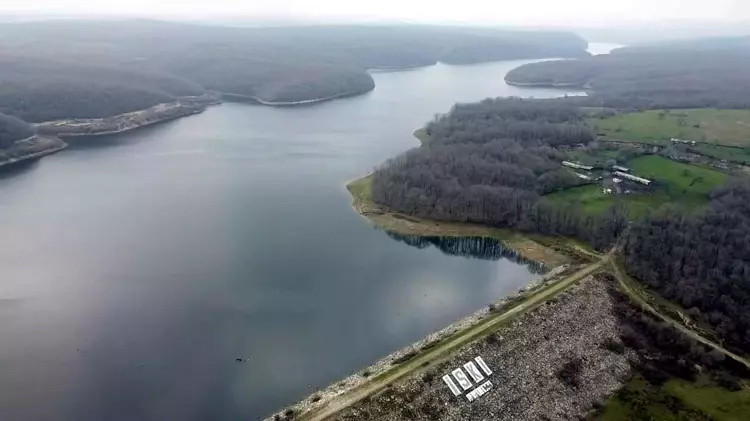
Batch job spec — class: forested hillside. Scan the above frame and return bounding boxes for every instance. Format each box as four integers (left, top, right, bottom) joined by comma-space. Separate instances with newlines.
371, 98, 627, 249
0, 56, 205, 122
625, 182, 750, 354
436, 30, 588, 64
505, 36, 750, 109
0, 21, 588, 122
0, 113, 34, 148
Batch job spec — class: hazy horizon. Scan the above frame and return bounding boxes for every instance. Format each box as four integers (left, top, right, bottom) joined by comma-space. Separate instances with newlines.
1, 0, 749, 27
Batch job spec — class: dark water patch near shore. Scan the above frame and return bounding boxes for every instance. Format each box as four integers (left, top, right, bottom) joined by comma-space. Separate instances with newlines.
385, 232, 547, 274
0, 157, 40, 178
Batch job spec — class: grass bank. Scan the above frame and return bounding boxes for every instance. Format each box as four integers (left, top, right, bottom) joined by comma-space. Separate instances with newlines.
592, 373, 750, 421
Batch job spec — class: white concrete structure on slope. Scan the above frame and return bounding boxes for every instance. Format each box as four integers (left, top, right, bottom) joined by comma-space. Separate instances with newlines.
443, 355, 496, 402
562, 161, 594, 171
614, 171, 651, 185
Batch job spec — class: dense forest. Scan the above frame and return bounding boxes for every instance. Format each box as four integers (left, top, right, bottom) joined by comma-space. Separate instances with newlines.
624, 182, 750, 354
0, 113, 34, 148
371, 98, 627, 250
505, 36, 750, 109
0, 21, 587, 122
0, 55, 205, 122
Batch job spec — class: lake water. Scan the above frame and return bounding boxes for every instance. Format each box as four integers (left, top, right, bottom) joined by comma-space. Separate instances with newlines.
0, 53, 592, 420
587, 42, 623, 55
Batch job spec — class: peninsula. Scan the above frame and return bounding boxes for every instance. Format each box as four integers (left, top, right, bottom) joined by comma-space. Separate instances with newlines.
0, 135, 67, 168
35, 95, 220, 137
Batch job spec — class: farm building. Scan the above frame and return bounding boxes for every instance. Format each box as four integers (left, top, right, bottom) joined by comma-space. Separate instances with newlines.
562, 161, 593, 171
612, 165, 629, 172
614, 171, 652, 185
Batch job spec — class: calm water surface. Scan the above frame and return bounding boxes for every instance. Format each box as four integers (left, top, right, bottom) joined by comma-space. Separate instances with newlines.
0, 58, 587, 420
587, 42, 624, 55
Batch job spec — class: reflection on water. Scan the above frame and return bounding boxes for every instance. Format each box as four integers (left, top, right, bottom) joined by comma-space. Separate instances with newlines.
0, 159, 41, 179
385, 231, 546, 274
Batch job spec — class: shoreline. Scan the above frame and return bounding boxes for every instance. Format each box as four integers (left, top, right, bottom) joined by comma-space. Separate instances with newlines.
367, 63, 433, 73
220, 87, 374, 107
345, 174, 571, 268
0, 135, 68, 169
224, 52, 591, 107
504, 79, 585, 88
34, 95, 220, 137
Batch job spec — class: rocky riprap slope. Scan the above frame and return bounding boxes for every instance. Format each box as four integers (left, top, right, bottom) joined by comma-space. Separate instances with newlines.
335, 276, 630, 421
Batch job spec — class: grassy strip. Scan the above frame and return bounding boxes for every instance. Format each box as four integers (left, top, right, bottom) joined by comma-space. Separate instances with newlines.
590, 109, 750, 148
664, 376, 750, 421
691, 144, 750, 165
346, 174, 373, 203
544, 184, 619, 215
593, 373, 750, 421
628, 155, 726, 197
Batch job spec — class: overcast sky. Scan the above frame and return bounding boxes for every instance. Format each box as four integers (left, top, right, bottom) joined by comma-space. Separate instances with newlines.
1, 0, 749, 26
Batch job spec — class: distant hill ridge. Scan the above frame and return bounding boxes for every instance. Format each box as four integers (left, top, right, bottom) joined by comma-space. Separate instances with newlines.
505, 35, 750, 109
0, 20, 588, 123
